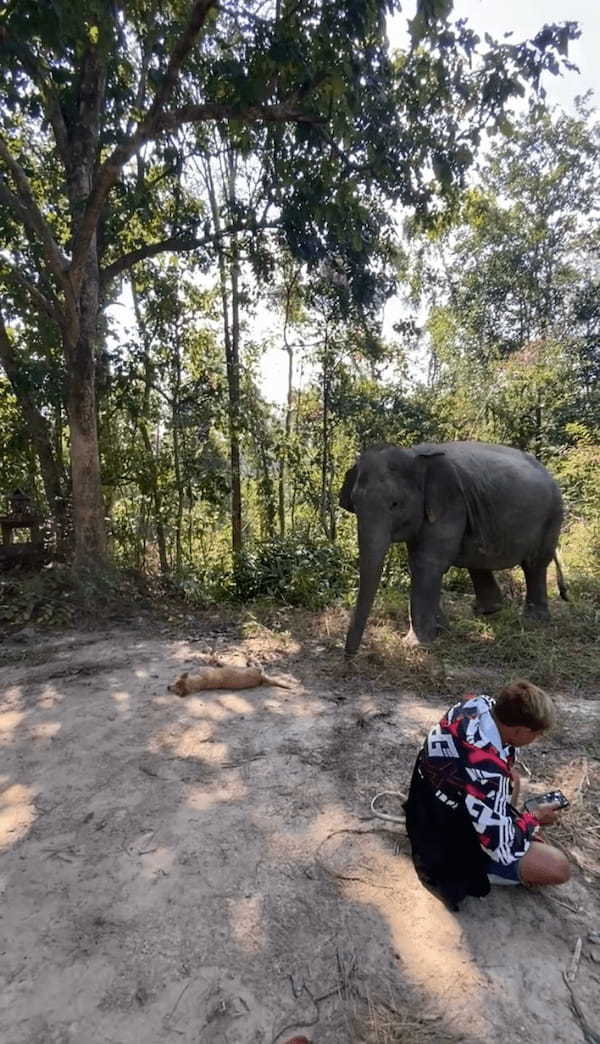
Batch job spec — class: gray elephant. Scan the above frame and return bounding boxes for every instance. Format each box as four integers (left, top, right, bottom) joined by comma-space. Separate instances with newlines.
339, 441, 567, 655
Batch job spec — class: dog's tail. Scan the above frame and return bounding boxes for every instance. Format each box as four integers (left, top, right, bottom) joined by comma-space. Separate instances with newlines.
554, 550, 569, 601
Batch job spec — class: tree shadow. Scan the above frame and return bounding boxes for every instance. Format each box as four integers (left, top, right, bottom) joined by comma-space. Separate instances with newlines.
0, 622, 596, 1044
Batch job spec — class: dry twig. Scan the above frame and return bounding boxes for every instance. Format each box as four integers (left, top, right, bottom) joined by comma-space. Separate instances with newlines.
314, 827, 395, 889
565, 937, 583, 983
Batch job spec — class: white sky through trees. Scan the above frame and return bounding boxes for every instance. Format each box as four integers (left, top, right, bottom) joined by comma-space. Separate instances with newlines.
258, 0, 599, 403
107, 2, 599, 406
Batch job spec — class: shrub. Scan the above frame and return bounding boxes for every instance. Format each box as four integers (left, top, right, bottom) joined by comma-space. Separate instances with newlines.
231, 537, 356, 608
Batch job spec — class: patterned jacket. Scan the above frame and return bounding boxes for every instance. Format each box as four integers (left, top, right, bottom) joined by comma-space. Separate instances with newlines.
421, 694, 540, 866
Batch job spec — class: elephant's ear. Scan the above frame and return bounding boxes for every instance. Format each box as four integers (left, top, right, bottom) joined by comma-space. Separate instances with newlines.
339, 464, 357, 513
417, 451, 458, 524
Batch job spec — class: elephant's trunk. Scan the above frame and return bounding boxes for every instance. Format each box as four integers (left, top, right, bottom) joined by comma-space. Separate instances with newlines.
345, 529, 390, 657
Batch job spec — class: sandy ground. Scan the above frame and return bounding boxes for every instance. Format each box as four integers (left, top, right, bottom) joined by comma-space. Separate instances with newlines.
0, 619, 599, 1044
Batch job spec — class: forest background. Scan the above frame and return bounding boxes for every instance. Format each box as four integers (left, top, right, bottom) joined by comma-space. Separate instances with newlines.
0, 0, 598, 633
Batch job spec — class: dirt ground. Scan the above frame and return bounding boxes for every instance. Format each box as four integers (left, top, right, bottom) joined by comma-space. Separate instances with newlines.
1, 614, 599, 1044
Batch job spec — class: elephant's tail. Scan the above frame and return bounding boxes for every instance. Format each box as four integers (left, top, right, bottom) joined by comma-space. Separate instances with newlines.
554, 550, 569, 601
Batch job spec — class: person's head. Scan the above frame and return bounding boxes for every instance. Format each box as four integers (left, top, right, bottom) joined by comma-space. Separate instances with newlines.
493, 679, 555, 747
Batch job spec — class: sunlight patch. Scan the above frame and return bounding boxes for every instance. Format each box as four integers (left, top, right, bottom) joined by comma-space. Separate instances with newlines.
140, 845, 175, 879
0, 710, 26, 744
227, 896, 265, 953
0, 782, 37, 850
218, 694, 254, 714
111, 690, 130, 705
186, 698, 231, 722
186, 778, 247, 810
37, 685, 63, 709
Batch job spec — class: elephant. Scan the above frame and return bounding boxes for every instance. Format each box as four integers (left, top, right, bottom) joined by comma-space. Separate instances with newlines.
339, 441, 568, 655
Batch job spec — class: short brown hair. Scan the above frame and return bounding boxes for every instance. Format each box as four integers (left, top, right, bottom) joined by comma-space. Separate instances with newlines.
494, 679, 555, 732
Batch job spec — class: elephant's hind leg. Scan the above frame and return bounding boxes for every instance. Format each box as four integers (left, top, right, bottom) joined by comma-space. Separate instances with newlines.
469, 569, 504, 615
522, 560, 551, 619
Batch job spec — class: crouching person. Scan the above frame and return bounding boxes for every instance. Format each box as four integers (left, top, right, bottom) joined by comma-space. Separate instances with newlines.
404, 679, 570, 910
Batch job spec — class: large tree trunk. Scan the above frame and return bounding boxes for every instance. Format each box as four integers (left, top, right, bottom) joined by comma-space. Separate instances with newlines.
206, 149, 243, 557
65, 316, 107, 565
64, 42, 108, 567
170, 328, 185, 574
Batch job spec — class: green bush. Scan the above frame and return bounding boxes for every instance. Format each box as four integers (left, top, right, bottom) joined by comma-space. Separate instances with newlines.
232, 537, 356, 608
174, 537, 356, 609
0, 565, 75, 630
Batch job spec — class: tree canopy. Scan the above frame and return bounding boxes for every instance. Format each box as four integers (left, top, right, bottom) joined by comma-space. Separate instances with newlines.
0, 0, 586, 583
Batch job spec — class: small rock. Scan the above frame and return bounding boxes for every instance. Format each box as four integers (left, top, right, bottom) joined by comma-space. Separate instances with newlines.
588, 931, 600, 944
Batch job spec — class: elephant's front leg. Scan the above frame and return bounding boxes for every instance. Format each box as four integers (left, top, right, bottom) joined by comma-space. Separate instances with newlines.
404, 556, 445, 647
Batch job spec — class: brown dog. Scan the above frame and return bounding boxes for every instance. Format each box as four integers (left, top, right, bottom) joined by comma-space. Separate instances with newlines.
168, 665, 291, 697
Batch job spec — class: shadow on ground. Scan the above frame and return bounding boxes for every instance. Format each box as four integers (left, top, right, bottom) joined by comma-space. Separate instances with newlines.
0, 617, 598, 1044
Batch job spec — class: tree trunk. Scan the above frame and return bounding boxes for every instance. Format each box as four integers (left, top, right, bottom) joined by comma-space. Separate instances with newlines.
228, 230, 243, 556
206, 149, 243, 557
171, 332, 184, 575
320, 333, 334, 540
66, 322, 107, 564
278, 342, 294, 538
64, 41, 108, 567
131, 281, 170, 574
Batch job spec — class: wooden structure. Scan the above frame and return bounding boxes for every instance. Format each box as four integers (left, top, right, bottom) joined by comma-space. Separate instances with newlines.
0, 488, 45, 568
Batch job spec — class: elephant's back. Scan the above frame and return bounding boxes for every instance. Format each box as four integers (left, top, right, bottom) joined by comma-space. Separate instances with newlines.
415, 439, 548, 472
424, 441, 563, 568
416, 440, 559, 495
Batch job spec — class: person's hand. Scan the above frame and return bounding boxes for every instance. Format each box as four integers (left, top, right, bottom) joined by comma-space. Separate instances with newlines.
533, 801, 562, 826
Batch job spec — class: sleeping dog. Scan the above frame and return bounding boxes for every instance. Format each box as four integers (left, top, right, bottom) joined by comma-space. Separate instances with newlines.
168, 664, 291, 696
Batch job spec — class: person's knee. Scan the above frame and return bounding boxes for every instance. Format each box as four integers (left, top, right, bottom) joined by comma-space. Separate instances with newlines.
543, 848, 571, 885
551, 852, 571, 885
520, 844, 571, 886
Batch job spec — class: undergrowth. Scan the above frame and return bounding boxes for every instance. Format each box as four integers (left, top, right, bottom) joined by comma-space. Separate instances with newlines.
0, 562, 152, 633
2, 559, 599, 696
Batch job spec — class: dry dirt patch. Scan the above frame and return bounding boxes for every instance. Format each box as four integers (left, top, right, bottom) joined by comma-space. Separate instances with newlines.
0, 623, 598, 1044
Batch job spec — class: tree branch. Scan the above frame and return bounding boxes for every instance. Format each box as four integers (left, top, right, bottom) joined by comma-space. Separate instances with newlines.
72, 0, 321, 274
71, 0, 218, 274
147, 0, 217, 124
101, 220, 280, 284
0, 263, 64, 328
157, 100, 322, 133
0, 140, 70, 290
5, 41, 69, 166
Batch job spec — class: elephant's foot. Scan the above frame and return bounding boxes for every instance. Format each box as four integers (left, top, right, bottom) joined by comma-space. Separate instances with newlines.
469, 569, 504, 618
403, 627, 435, 648
523, 602, 551, 621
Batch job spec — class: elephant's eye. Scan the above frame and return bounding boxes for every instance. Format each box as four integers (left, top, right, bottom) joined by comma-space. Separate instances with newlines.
391, 501, 399, 508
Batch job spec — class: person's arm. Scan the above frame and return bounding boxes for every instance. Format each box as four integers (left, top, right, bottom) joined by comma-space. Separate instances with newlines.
462, 760, 540, 865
